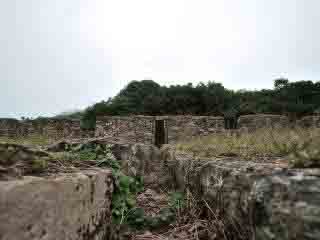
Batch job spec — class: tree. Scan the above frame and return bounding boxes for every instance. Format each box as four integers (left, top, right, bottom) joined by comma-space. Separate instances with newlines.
63, 79, 320, 120
274, 78, 289, 89
80, 107, 96, 130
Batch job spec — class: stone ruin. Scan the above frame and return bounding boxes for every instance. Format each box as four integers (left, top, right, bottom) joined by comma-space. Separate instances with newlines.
0, 142, 319, 239
0, 113, 320, 239
1, 114, 320, 145
95, 115, 226, 144
90, 114, 299, 144
0, 118, 92, 140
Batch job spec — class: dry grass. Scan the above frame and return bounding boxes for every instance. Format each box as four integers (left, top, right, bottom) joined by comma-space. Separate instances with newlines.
132, 189, 252, 240
176, 127, 320, 166
43, 152, 99, 174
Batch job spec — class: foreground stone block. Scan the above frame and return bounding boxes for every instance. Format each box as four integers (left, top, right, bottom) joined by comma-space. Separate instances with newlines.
112, 143, 166, 189
0, 169, 113, 240
253, 169, 320, 240
161, 148, 320, 240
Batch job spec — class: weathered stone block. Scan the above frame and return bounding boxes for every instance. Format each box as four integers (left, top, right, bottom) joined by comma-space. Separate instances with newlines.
0, 169, 113, 240
159, 147, 320, 240
253, 169, 320, 240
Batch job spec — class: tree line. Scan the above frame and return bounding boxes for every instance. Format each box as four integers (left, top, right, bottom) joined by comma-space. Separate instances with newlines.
69, 79, 320, 129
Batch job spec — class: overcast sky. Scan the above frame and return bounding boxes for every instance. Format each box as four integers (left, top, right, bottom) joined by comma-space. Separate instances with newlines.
1, 0, 320, 118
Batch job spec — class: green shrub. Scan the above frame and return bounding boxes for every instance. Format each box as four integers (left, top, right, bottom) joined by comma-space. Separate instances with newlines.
169, 191, 185, 210
111, 172, 144, 225
53, 143, 181, 230
80, 107, 96, 130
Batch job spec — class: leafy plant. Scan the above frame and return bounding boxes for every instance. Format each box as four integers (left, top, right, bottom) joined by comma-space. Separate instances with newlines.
80, 107, 96, 130
59, 142, 184, 231
169, 191, 185, 210
111, 172, 144, 225
77, 149, 98, 161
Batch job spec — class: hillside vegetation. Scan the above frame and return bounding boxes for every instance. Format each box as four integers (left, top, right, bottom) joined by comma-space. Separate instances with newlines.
75, 78, 320, 124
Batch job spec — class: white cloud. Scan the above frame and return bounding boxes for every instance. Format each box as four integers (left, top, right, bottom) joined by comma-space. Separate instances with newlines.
0, 0, 320, 117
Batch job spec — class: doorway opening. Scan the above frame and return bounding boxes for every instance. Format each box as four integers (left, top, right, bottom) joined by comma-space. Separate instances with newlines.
154, 120, 167, 147
224, 117, 238, 129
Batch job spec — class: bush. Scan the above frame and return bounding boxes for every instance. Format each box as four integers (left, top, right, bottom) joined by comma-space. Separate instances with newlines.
80, 107, 96, 130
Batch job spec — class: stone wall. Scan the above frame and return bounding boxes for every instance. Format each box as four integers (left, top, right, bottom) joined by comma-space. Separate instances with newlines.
160, 148, 320, 240
0, 118, 92, 140
117, 144, 320, 240
237, 114, 291, 131
95, 115, 225, 144
297, 115, 320, 128
0, 119, 20, 138
0, 169, 113, 240
95, 116, 155, 144
96, 114, 309, 144
165, 115, 225, 142
1, 114, 319, 144
1, 140, 319, 240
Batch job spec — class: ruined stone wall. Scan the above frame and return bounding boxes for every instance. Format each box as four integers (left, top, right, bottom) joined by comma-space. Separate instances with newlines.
165, 115, 225, 142
95, 116, 154, 144
96, 114, 309, 144
1, 139, 319, 240
237, 114, 291, 131
95, 115, 225, 144
116, 144, 320, 240
0, 118, 92, 140
161, 149, 320, 240
297, 115, 320, 128
1, 114, 319, 144
0, 119, 21, 138
0, 169, 113, 240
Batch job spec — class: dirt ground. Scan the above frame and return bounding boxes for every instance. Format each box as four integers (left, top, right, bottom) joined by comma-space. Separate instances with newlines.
131, 189, 212, 240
